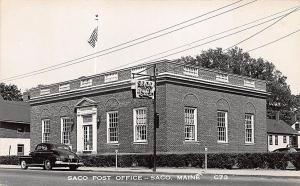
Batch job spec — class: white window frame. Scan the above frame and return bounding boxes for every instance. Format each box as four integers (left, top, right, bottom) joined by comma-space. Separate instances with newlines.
61, 117, 72, 145
104, 73, 118, 83
80, 79, 92, 87
131, 66, 147, 78
245, 114, 254, 143
40, 88, 50, 95
283, 135, 287, 143
216, 73, 228, 83
133, 108, 147, 143
42, 119, 50, 143
183, 66, 199, 77
107, 111, 119, 144
184, 107, 197, 141
244, 79, 255, 88
59, 84, 70, 92
82, 115, 93, 151
217, 111, 228, 143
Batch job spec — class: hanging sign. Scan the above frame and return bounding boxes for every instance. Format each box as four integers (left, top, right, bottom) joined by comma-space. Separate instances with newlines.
132, 79, 155, 99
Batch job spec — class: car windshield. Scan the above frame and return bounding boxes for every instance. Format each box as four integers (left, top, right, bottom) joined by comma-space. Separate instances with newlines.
53, 144, 71, 151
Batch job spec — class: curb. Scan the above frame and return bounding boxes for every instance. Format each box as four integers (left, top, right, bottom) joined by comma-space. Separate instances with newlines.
81, 169, 300, 179
1, 165, 299, 179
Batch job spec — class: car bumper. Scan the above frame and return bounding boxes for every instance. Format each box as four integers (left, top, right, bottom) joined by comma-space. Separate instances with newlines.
55, 161, 84, 166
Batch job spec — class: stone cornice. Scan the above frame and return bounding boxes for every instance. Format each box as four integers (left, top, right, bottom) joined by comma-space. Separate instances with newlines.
30, 72, 268, 106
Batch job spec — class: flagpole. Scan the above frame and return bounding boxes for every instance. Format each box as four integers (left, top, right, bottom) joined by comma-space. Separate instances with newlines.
94, 14, 99, 74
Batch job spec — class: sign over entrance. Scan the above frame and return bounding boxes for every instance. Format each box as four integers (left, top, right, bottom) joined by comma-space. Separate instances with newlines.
132, 79, 155, 99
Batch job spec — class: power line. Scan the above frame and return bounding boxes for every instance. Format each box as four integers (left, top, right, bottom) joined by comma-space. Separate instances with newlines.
1, 0, 256, 81
4, 6, 293, 82
109, 7, 300, 71
226, 7, 299, 50
247, 28, 300, 52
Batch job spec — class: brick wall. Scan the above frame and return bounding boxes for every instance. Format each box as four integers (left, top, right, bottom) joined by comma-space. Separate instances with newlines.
30, 85, 168, 153
165, 83, 267, 153
30, 80, 267, 154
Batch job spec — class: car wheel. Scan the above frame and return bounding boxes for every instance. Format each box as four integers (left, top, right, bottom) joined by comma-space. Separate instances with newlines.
20, 160, 28, 170
44, 160, 52, 170
69, 165, 78, 171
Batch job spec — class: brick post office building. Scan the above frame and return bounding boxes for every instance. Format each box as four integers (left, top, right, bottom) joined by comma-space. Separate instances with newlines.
27, 60, 269, 154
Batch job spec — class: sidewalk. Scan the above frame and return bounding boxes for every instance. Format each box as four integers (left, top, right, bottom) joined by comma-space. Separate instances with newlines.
1, 164, 299, 178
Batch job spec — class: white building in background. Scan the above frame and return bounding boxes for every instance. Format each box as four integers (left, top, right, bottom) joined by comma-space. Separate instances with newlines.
0, 96, 30, 156
267, 118, 298, 152
291, 120, 300, 149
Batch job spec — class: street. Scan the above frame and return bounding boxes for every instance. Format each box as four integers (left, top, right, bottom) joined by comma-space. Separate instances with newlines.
0, 168, 299, 186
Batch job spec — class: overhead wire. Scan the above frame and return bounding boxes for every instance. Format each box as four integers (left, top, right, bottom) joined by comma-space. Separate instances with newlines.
225, 7, 299, 50
247, 28, 300, 52
4, 7, 296, 82
109, 6, 300, 71
1, 0, 256, 81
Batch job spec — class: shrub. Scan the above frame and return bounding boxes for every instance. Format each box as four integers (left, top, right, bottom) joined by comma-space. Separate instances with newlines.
1, 153, 299, 170
0, 156, 19, 165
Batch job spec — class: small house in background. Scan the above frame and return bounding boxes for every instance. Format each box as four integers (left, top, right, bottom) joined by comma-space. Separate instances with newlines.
291, 119, 300, 149
0, 95, 30, 156
267, 113, 298, 152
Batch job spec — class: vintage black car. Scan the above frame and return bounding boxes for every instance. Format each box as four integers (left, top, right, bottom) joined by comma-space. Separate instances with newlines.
19, 143, 83, 170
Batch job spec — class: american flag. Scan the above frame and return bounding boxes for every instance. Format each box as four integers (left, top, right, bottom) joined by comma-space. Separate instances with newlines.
88, 27, 98, 48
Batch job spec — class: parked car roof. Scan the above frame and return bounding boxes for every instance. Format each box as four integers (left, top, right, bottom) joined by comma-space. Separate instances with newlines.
272, 147, 299, 153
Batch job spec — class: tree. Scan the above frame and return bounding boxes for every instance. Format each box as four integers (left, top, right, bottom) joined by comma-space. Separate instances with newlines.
180, 47, 295, 124
0, 83, 23, 101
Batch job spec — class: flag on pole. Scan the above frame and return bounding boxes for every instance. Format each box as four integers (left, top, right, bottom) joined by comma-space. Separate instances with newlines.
88, 27, 98, 48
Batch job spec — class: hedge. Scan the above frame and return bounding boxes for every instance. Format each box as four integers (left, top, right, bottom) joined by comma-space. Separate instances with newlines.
1, 153, 299, 170
0, 156, 19, 165
81, 153, 300, 169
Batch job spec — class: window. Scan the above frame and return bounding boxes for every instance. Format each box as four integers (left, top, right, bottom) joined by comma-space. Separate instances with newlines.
131, 66, 147, 78
42, 119, 50, 143
183, 66, 198, 77
133, 108, 147, 142
61, 117, 72, 144
82, 115, 93, 149
40, 88, 50, 95
59, 84, 70, 92
295, 124, 299, 130
80, 79, 92, 87
83, 115, 93, 151
184, 108, 197, 141
217, 111, 228, 143
104, 73, 118, 82
245, 114, 254, 143
17, 144, 24, 156
17, 127, 25, 133
244, 79, 255, 88
275, 135, 278, 145
283, 136, 287, 143
107, 111, 118, 143
216, 73, 228, 83
83, 125, 93, 151
269, 135, 273, 145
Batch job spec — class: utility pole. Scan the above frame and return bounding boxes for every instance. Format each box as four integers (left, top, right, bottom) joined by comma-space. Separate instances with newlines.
153, 64, 157, 172
131, 64, 158, 172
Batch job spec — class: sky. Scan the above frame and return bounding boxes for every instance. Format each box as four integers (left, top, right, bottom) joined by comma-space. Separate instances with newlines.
0, 0, 300, 94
